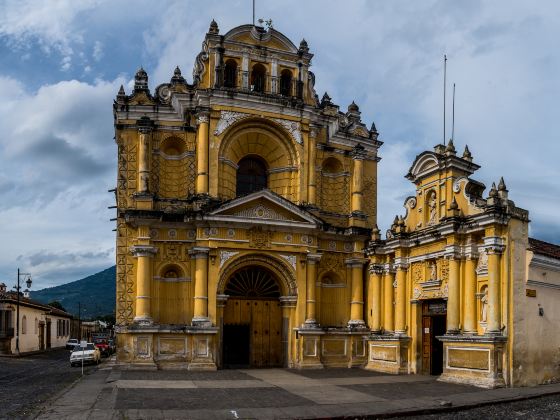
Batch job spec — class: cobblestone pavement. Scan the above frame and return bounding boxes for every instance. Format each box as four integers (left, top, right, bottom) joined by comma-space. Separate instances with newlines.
0, 348, 101, 418
35, 366, 560, 419
396, 393, 560, 419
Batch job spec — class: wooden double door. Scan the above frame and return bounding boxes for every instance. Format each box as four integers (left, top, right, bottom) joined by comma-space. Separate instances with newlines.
223, 297, 282, 368
421, 300, 447, 375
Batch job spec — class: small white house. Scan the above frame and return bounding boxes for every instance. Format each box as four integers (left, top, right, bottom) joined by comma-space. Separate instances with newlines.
0, 284, 73, 355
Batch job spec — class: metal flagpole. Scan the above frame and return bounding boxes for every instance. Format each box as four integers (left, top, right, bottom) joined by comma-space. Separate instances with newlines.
443, 54, 447, 146
452, 83, 456, 141
252, 0, 255, 26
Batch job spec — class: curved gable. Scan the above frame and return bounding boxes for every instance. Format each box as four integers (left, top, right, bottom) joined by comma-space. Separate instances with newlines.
223, 25, 299, 53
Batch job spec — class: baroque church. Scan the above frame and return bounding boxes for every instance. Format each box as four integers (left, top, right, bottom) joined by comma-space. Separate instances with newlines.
114, 21, 560, 388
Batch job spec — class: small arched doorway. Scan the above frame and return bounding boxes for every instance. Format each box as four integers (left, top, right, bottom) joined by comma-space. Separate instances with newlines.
222, 266, 282, 368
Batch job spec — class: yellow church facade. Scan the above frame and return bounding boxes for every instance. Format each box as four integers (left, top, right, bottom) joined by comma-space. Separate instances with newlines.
113, 21, 560, 387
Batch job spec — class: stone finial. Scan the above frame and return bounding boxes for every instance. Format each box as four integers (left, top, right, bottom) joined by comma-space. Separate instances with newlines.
498, 177, 508, 200
171, 66, 186, 85
321, 92, 332, 106
134, 66, 149, 93
498, 177, 507, 192
398, 216, 405, 226
371, 224, 381, 241
489, 182, 498, 197
299, 38, 309, 53
370, 121, 378, 133
445, 138, 456, 156
208, 19, 219, 34
0, 282, 6, 293
462, 145, 472, 161
449, 196, 458, 210
117, 84, 126, 102
348, 101, 360, 113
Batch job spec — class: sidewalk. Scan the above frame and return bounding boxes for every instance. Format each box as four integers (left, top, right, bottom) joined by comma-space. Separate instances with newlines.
35, 364, 560, 420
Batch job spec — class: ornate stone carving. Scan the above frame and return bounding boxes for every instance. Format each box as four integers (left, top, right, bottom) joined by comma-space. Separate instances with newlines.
280, 254, 297, 270
234, 204, 289, 221
318, 253, 344, 275
248, 227, 271, 248
411, 262, 423, 284
220, 251, 239, 268
214, 111, 249, 136
273, 118, 302, 144
427, 190, 438, 226
476, 250, 488, 275
413, 287, 422, 299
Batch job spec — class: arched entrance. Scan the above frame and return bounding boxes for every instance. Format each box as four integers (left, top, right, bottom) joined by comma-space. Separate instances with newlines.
222, 266, 283, 368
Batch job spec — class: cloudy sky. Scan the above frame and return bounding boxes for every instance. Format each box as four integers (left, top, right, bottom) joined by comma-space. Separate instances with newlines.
0, 0, 558, 289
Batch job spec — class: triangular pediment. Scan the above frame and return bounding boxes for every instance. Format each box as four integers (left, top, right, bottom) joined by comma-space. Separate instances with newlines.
208, 190, 320, 227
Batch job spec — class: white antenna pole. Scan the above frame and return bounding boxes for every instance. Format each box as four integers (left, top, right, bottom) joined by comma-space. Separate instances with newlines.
443, 54, 447, 146
252, 0, 255, 26
452, 83, 456, 141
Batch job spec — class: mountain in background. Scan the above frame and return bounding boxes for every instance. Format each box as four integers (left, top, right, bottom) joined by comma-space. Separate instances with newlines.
32, 266, 115, 319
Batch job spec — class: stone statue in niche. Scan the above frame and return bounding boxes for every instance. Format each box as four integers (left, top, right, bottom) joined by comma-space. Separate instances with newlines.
428, 191, 437, 225
430, 262, 437, 280
481, 287, 488, 323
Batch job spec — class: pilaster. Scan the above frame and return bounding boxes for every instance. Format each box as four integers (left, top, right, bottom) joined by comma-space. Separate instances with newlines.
131, 245, 157, 325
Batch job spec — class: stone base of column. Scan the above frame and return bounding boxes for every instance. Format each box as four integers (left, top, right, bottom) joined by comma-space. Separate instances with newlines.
189, 332, 218, 371
301, 319, 320, 329
347, 319, 368, 330
349, 212, 367, 228
295, 329, 324, 369
365, 334, 411, 374
191, 317, 212, 328
133, 315, 153, 326
437, 334, 507, 388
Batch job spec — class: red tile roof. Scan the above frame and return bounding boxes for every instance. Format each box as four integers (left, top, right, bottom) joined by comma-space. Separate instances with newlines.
529, 238, 560, 259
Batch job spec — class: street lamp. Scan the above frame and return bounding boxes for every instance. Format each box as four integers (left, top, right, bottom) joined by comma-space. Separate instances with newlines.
13, 268, 32, 355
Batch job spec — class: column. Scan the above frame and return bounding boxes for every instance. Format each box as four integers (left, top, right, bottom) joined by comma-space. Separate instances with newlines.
486, 244, 504, 334
383, 266, 395, 332
137, 123, 152, 193
191, 247, 210, 325
369, 264, 384, 333
132, 245, 157, 325
347, 258, 366, 327
463, 255, 478, 334
195, 113, 210, 195
304, 253, 321, 326
445, 248, 461, 334
394, 260, 408, 335
307, 128, 318, 206
351, 147, 366, 214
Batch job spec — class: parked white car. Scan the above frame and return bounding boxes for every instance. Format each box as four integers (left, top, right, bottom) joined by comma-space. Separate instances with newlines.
66, 338, 79, 350
70, 343, 101, 366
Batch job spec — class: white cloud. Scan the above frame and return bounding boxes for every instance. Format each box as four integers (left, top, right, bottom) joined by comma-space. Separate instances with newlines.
0, 0, 559, 289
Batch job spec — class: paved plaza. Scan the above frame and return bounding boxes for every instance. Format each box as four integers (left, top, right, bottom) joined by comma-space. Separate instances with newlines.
35, 363, 560, 419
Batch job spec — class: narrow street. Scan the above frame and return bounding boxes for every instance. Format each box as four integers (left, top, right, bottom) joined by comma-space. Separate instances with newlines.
0, 348, 100, 418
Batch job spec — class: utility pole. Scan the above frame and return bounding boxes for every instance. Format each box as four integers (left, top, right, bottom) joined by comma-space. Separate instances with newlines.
14, 269, 31, 355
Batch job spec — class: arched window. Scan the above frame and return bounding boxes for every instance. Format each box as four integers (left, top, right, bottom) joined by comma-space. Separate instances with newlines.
236, 156, 267, 196
251, 63, 266, 93
280, 69, 292, 96
21, 315, 27, 334
224, 59, 237, 88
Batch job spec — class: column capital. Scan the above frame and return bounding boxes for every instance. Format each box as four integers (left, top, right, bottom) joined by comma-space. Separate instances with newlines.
137, 116, 154, 134
383, 263, 396, 274
483, 236, 506, 255
368, 264, 384, 275
345, 257, 367, 268
464, 243, 479, 260
189, 246, 210, 258
130, 245, 157, 258
444, 245, 461, 260
196, 112, 210, 125
393, 257, 409, 270
351, 143, 367, 160
279, 295, 298, 308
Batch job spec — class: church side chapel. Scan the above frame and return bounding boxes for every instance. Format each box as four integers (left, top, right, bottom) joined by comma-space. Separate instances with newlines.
113, 20, 560, 387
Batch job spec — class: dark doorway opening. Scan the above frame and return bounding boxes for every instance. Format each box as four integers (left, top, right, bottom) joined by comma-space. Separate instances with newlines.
222, 266, 283, 368
421, 300, 447, 375
223, 324, 250, 368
